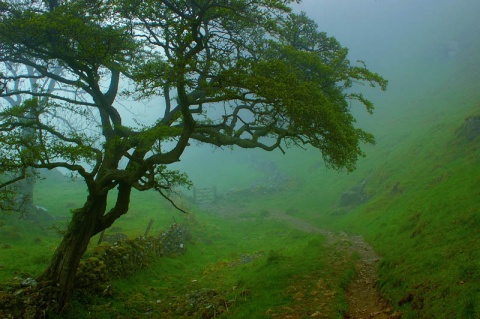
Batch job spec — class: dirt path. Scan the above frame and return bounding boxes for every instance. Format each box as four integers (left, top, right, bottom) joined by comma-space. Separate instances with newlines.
272, 211, 399, 319
204, 199, 399, 318
343, 235, 398, 319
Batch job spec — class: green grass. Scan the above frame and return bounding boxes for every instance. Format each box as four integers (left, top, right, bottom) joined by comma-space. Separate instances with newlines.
121, 222, 349, 318
0, 217, 61, 280
3, 91, 480, 318
52, 206, 354, 318
2, 13, 480, 318
1, 175, 356, 318
332, 142, 480, 318
293, 41, 480, 318
219, 25, 480, 319
0, 174, 184, 282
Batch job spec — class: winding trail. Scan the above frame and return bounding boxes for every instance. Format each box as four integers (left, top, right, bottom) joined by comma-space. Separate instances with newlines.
205, 198, 399, 318
272, 211, 398, 319
343, 236, 397, 319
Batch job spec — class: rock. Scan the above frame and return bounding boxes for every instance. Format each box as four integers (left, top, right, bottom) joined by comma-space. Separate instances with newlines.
21, 278, 38, 287
339, 180, 369, 207
460, 115, 480, 141
13, 289, 24, 297
158, 224, 190, 256
103, 233, 128, 244
75, 223, 190, 291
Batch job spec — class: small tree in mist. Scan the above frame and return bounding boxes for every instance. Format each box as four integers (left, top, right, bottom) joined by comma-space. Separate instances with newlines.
0, 0, 386, 312
0, 62, 62, 216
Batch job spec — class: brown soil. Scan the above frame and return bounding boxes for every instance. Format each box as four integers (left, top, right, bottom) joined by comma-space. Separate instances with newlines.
343, 235, 400, 319
202, 199, 400, 318
271, 211, 401, 319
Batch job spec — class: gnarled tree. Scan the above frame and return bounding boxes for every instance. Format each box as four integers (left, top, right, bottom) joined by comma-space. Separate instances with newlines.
0, 0, 386, 312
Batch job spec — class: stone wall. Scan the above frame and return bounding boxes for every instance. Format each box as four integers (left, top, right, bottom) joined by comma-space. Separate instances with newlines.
76, 223, 190, 293
0, 223, 191, 318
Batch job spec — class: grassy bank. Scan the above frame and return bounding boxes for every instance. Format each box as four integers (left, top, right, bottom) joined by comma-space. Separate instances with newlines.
289, 38, 480, 318
329, 116, 480, 318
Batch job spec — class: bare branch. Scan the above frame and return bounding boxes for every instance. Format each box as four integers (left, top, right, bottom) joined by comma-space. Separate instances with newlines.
157, 187, 189, 214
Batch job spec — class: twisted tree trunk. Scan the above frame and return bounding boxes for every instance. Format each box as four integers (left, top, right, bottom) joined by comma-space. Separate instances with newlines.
38, 194, 108, 311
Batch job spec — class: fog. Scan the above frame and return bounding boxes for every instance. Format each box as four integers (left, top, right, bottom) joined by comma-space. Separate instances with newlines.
171, 0, 480, 195
2, 2, 480, 317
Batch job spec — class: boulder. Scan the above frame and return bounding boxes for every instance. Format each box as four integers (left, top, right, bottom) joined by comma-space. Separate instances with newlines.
339, 180, 369, 207
460, 115, 480, 141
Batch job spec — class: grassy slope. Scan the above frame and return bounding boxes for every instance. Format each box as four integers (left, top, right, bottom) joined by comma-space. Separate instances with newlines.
238, 16, 480, 317
272, 33, 480, 318
2, 7, 480, 318
334, 101, 480, 318
88, 41, 480, 318
336, 38, 480, 318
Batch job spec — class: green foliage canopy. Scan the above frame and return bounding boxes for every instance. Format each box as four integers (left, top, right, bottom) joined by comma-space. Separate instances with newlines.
0, 0, 387, 311
0, 0, 387, 198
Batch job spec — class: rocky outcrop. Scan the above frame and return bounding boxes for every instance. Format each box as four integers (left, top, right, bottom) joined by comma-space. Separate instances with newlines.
459, 115, 480, 141
339, 180, 369, 208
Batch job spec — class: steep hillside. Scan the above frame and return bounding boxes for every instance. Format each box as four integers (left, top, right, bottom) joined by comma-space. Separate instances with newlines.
336, 112, 480, 318
313, 34, 480, 319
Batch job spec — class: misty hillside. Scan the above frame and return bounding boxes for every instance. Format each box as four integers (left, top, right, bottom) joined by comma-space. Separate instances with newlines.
169, 1, 480, 317
1, 0, 479, 318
